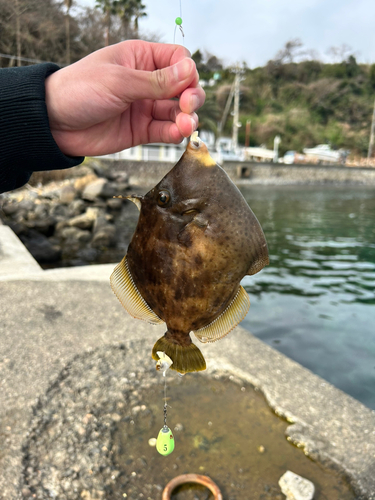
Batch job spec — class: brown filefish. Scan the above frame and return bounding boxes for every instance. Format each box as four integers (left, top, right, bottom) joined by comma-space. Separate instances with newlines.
110, 132, 269, 374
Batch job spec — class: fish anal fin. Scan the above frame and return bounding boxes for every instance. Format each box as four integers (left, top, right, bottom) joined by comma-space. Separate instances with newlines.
110, 256, 163, 325
193, 286, 250, 344
152, 335, 206, 374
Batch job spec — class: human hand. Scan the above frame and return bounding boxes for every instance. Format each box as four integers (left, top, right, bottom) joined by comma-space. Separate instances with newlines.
45, 40, 205, 157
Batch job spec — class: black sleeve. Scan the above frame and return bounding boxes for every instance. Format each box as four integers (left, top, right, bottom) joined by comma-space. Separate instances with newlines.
0, 63, 84, 193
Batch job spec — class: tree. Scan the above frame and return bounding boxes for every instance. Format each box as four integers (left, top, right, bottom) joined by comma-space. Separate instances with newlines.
197, 92, 220, 135
64, 0, 73, 64
326, 44, 352, 63
132, 0, 147, 38
113, 0, 146, 39
274, 38, 304, 64
95, 0, 117, 46
370, 64, 375, 89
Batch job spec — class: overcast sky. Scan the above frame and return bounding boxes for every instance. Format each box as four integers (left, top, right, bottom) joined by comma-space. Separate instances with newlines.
77, 0, 375, 67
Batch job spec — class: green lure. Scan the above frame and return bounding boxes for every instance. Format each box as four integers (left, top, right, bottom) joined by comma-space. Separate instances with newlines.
156, 425, 175, 456
175, 16, 182, 25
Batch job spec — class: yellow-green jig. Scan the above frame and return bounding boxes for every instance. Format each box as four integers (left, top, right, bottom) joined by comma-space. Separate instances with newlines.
155, 352, 175, 456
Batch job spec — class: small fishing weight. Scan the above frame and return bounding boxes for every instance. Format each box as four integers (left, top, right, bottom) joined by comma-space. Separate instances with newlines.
156, 425, 175, 456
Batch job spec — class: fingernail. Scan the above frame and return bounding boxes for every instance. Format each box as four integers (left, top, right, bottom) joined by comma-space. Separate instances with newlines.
190, 94, 200, 110
174, 58, 193, 81
191, 116, 197, 131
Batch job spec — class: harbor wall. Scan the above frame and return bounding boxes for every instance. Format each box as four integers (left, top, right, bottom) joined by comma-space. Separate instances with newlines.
98, 159, 375, 187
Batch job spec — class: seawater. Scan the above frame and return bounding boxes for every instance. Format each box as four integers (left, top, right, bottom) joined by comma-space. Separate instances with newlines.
240, 185, 375, 409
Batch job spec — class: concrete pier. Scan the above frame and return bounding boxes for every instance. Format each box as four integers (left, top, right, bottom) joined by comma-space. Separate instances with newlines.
0, 225, 374, 499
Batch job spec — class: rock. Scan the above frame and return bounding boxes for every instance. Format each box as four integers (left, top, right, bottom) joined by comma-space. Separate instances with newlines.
74, 174, 98, 192
50, 203, 69, 218
68, 199, 86, 217
82, 179, 107, 201
68, 208, 100, 230
279, 471, 315, 500
20, 231, 61, 264
92, 214, 113, 232
60, 227, 91, 243
71, 165, 95, 178
60, 185, 77, 204
91, 225, 116, 248
100, 180, 129, 199
5, 220, 28, 236
106, 198, 122, 210
55, 219, 69, 234
106, 171, 129, 183
1, 201, 19, 216
34, 203, 50, 219
24, 216, 56, 236
76, 247, 98, 262
18, 199, 36, 212
100, 182, 119, 199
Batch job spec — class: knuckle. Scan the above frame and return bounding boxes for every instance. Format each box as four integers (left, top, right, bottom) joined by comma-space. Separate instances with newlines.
153, 69, 168, 94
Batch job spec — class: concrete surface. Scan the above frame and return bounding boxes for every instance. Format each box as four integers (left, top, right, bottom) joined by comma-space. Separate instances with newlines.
0, 229, 374, 499
0, 225, 42, 278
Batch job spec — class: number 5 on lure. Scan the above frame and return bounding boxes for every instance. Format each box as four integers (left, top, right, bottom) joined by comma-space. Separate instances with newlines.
156, 425, 175, 456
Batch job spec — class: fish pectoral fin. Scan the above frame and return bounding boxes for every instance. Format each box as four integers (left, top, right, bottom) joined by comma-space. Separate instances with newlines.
110, 256, 164, 325
193, 286, 250, 343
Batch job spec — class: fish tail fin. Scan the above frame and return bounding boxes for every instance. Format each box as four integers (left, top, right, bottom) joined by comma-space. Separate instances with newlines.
152, 335, 206, 374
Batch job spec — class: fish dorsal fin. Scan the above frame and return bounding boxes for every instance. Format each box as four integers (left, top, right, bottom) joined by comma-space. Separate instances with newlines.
110, 256, 164, 325
193, 286, 250, 344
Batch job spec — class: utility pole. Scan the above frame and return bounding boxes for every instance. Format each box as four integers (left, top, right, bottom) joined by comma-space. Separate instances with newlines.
217, 81, 235, 137
244, 120, 251, 148
232, 65, 241, 151
367, 97, 375, 164
273, 135, 281, 163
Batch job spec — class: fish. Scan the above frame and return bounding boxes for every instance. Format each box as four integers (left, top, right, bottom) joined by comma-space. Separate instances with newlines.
110, 132, 269, 374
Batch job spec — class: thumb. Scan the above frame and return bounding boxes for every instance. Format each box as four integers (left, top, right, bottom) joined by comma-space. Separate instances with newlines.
125, 57, 198, 101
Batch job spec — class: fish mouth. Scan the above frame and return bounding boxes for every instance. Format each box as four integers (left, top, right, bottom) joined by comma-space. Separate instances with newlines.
190, 131, 202, 149
187, 132, 216, 167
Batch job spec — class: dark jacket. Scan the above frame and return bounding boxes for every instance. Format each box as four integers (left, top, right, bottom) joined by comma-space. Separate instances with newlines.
0, 63, 84, 193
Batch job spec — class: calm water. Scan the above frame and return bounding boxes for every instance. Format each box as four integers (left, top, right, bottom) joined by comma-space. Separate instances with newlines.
239, 185, 375, 409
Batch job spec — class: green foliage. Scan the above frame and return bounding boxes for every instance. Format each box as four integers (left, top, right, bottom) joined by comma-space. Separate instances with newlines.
369, 64, 375, 89
211, 50, 375, 156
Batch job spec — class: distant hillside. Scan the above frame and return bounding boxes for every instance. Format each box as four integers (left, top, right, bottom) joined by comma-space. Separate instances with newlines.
194, 47, 375, 157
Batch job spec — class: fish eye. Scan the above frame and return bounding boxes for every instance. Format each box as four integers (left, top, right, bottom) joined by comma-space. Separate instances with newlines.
157, 190, 170, 207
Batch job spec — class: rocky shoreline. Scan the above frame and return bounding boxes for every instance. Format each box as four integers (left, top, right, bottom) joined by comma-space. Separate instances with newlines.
0, 162, 139, 268
2, 158, 375, 269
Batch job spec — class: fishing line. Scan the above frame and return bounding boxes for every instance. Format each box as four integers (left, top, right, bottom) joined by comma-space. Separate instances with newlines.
155, 352, 175, 455
173, 0, 185, 45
